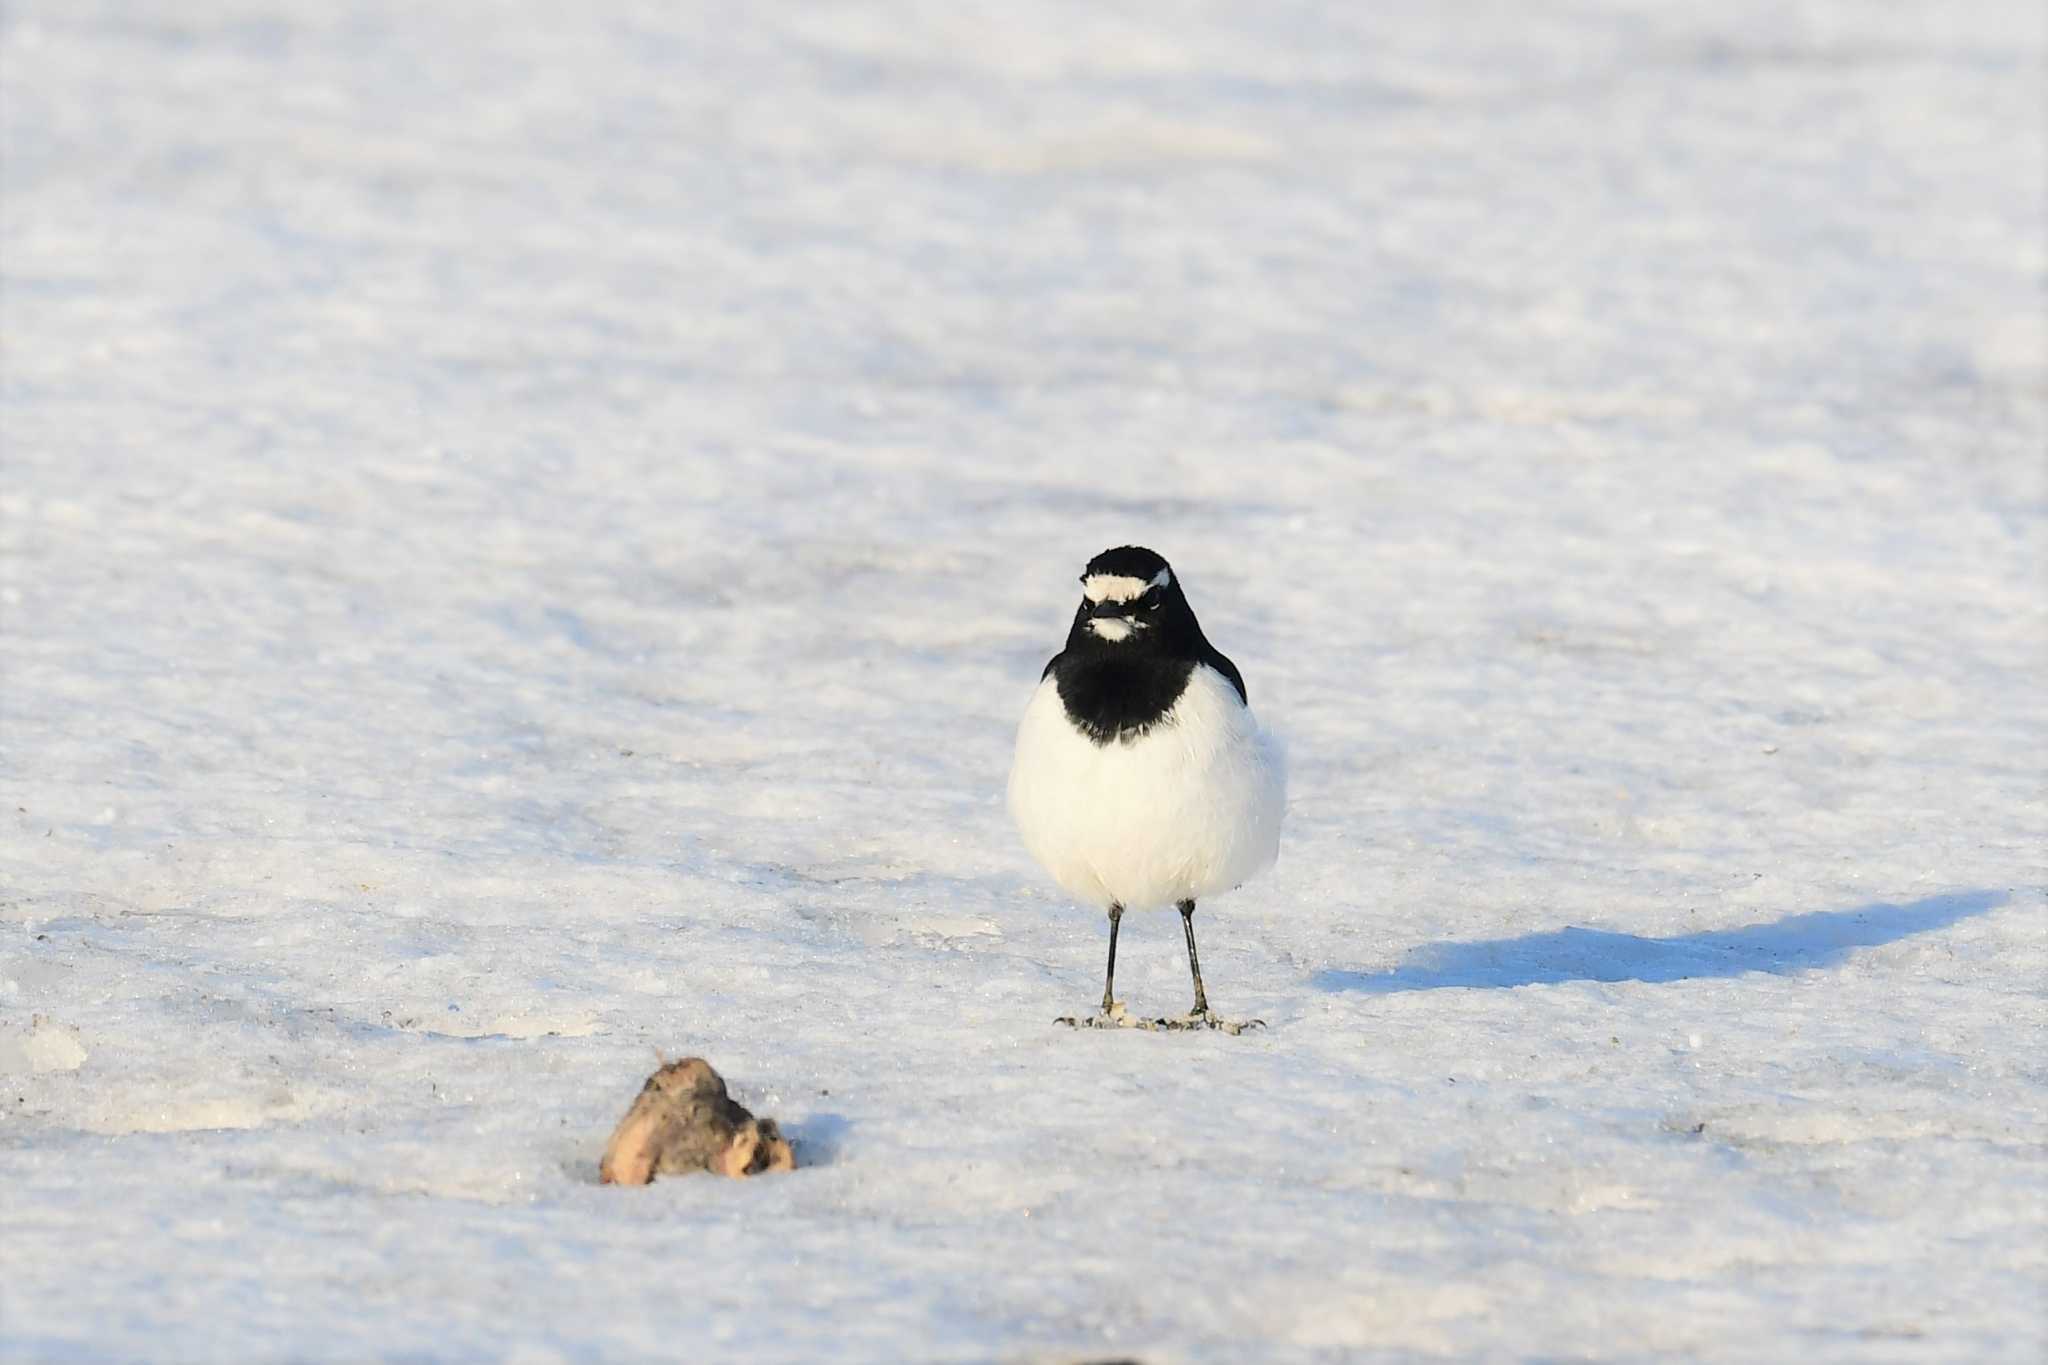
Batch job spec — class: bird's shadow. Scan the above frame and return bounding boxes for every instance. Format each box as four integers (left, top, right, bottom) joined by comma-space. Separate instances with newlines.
1313, 889, 2007, 994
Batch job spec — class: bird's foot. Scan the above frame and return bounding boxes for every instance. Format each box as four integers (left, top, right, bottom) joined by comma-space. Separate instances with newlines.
1055, 1000, 1134, 1029
1141, 1010, 1265, 1036
1055, 1004, 1264, 1035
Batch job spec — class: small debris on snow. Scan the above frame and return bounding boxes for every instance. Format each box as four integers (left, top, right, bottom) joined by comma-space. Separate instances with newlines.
599, 1058, 795, 1185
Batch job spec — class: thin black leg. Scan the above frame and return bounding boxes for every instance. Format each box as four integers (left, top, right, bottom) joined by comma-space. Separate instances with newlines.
1101, 903, 1123, 1014
1179, 899, 1209, 1016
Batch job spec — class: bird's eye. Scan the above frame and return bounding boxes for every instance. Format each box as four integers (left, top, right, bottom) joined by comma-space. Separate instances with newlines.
1146, 591, 1162, 611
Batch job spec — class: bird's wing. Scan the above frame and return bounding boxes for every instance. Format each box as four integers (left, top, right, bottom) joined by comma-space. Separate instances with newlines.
1199, 646, 1248, 705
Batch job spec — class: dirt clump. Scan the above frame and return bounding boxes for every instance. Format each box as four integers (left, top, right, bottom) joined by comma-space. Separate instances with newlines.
599, 1057, 795, 1185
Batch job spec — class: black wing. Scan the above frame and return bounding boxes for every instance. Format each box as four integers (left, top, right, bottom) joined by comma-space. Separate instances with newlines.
1199, 643, 1248, 705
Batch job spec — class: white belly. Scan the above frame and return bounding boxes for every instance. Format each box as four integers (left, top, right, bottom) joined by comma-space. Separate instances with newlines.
1006, 664, 1286, 911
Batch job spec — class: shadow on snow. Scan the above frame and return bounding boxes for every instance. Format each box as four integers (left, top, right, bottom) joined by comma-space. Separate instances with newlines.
1312, 889, 2007, 994
786, 1112, 851, 1166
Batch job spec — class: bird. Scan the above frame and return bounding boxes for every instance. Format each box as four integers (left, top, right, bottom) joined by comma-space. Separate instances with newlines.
1007, 545, 1285, 1031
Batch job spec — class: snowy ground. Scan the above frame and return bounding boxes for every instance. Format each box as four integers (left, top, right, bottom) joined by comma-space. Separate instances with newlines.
3, 1, 2044, 1360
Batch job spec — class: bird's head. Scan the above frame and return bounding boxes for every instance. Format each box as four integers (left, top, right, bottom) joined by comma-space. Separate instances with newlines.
1068, 545, 1199, 653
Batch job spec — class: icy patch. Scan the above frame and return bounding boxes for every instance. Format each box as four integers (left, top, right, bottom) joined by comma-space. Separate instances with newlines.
0, 1016, 88, 1074
96, 1093, 309, 1136
377, 1008, 605, 1041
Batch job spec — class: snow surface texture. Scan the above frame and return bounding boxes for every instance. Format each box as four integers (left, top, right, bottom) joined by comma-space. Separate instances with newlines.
2, 1, 2043, 1360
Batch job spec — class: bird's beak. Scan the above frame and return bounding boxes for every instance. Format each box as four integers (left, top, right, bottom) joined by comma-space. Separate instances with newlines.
1084, 598, 1145, 641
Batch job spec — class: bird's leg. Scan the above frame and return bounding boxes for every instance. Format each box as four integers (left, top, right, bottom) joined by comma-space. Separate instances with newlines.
1100, 903, 1124, 1016
1179, 899, 1210, 1017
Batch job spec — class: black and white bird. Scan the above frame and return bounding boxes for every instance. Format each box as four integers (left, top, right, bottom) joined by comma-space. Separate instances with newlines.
1007, 546, 1285, 1030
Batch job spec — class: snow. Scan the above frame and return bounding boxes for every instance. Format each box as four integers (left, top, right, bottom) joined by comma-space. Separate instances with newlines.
2, 0, 2043, 1359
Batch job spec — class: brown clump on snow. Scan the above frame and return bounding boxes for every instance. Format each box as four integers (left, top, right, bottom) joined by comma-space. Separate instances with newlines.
598, 1057, 795, 1185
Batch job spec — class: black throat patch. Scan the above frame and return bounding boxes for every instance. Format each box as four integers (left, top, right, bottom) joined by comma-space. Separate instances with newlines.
1051, 654, 1197, 745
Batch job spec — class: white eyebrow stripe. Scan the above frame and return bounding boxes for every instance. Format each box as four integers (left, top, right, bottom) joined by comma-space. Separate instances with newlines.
1081, 567, 1171, 604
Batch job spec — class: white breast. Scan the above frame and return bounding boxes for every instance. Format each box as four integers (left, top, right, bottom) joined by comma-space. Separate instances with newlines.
1006, 664, 1286, 912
